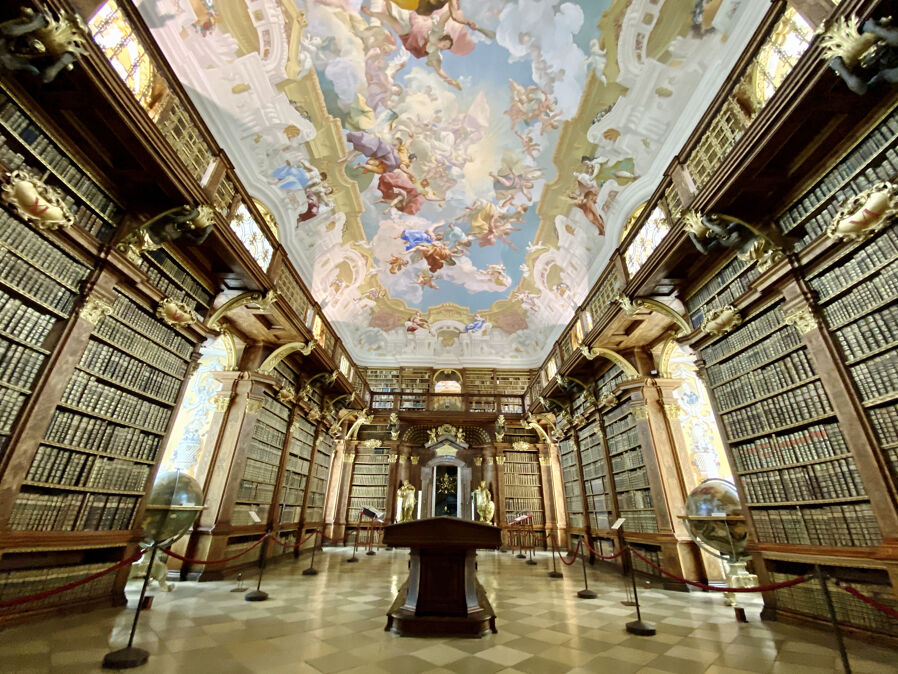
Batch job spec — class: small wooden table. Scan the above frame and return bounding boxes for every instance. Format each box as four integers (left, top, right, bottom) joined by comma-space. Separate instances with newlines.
383, 516, 502, 637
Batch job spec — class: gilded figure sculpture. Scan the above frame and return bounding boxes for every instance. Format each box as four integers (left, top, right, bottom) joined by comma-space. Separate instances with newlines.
397, 480, 416, 522
472, 481, 495, 523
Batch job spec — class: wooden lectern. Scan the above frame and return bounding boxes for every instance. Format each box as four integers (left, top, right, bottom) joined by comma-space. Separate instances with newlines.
383, 516, 502, 637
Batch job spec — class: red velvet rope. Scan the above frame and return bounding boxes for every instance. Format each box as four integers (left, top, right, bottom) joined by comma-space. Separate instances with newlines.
0, 550, 145, 609
163, 534, 269, 565
582, 536, 626, 560
627, 548, 811, 593
557, 539, 580, 567
269, 529, 318, 549
835, 581, 898, 620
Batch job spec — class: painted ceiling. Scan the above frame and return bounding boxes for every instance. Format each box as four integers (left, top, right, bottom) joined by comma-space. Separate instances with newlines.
139, 0, 766, 367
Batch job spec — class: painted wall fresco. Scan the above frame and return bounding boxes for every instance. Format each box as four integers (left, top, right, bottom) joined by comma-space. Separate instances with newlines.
138, 0, 764, 366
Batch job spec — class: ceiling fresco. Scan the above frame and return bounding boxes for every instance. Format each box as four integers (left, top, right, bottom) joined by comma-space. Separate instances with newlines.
139, 0, 766, 367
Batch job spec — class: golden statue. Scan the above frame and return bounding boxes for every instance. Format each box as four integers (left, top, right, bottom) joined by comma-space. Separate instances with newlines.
397, 480, 416, 522
473, 481, 495, 524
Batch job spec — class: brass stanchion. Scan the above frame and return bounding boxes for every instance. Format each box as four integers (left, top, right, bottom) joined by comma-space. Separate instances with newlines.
347, 517, 362, 563
302, 529, 320, 576
103, 546, 155, 669
577, 540, 597, 599
816, 566, 851, 673
245, 532, 270, 601
547, 533, 562, 578
624, 540, 655, 636
526, 520, 537, 566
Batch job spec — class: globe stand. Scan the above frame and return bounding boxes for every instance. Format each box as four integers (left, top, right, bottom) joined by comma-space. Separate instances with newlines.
525, 525, 537, 566
547, 535, 562, 578
103, 545, 156, 669
576, 541, 597, 599
245, 533, 269, 602
302, 529, 320, 576
346, 519, 362, 563
624, 544, 655, 636
366, 523, 377, 555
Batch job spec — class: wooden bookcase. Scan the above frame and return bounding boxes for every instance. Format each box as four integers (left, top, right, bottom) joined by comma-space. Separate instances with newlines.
558, 436, 584, 532
501, 445, 544, 527
346, 443, 390, 523
303, 431, 334, 527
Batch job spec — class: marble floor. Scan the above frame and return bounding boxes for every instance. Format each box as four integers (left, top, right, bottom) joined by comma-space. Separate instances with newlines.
0, 548, 895, 673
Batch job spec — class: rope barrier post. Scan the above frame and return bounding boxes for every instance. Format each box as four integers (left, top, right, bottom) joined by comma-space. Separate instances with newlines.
366, 520, 377, 556
103, 545, 155, 669
624, 544, 655, 636
526, 520, 537, 566
816, 566, 851, 674
245, 533, 270, 602
577, 540, 597, 599
302, 529, 320, 576
515, 525, 526, 559
547, 533, 562, 579
347, 518, 362, 563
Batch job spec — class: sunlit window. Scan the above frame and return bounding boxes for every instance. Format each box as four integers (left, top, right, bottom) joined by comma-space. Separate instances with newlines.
312, 314, 326, 345
754, 8, 814, 106
570, 322, 583, 351
230, 203, 274, 270
545, 357, 558, 380
624, 207, 670, 275
339, 355, 350, 377
581, 310, 593, 333
88, 1, 162, 114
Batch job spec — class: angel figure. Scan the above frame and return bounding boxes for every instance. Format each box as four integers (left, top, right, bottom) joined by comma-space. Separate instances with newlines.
378, 171, 441, 215
515, 130, 540, 160
387, 254, 409, 274
406, 310, 433, 335
414, 269, 439, 289
413, 239, 457, 273
567, 181, 605, 235
462, 312, 486, 334
397, 480, 417, 522
491, 168, 541, 208
479, 263, 510, 288
386, 1, 495, 39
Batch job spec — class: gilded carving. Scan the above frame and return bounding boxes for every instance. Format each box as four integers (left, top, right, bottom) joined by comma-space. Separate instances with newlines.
207, 290, 277, 331
700, 305, 741, 337
784, 306, 819, 335
819, 15, 898, 96
117, 205, 213, 265
495, 456, 506, 465
212, 394, 231, 412
664, 404, 682, 420
361, 438, 382, 449
78, 296, 113, 326
246, 398, 264, 415
388, 453, 399, 463
0, 4, 89, 83
512, 441, 531, 452
258, 341, 315, 374
599, 392, 617, 408
578, 345, 640, 376
277, 385, 296, 404
343, 454, 355, 463
1, 169, 75, 230
474, 457, 483, 466
631, 405, 649, 420
410, 456, 419, 465
538, 456, 550, 466
156, 297, 196, 327
827, 182, 898, 242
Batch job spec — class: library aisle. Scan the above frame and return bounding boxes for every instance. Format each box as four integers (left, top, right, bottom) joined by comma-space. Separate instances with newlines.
0, 549, 894, 674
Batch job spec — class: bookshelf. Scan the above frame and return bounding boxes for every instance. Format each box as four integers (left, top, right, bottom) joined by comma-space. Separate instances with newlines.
399, 368, 429, 411
304, 432, 334, 526
233, 393, 289, 528
603, 398, 655, 534
279, 413, 315, 527
579, 416, 613, 532
558, 436, 584, 531
502, 445, 544, 527
347, 444, 389, 524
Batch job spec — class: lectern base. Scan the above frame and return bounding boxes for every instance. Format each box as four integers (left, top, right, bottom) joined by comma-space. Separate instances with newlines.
385, 579, 498, 638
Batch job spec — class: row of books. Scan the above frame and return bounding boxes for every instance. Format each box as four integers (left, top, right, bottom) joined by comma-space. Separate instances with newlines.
251, 421, 286, 451
0, 387, 27, 435
613, 467, 649, 492
582, 459, 607, 480
137, 261, 200, 315
92, 316, 188, 379
246, 443, 281, 467
281, 470, 305, 489
109, 293, 193, 359
561, 464, 579, 485
579, 443, 604, 467
690, 268, 760, 326
621, 512, 658, 534
0, 209, 89, 288
607, 427, 640, 455
686, 255, 754, 315
289, 436, 313, 461
232, 504, 268, 527
236, 480, 274, 503
354, 455, 389, 465
0, 340, 45, 391
80, 340, 180, 404
833, 302, 898, 363
820, 268, 898, 330
279, 506, 301, 522
741, 457, 865, 503
751, 502, 881, 547
8, 491, 138, 531
505, 497, 543, 511
777, 108, 898, 234
0, 563, 116, 611
810, 228, 898, 302
715, 349, 815, 413
595, 366, 625, 397
503, 462, 538, 475
771, 572, 898, 636
703, 306, 784, 365
505, 473, 540, 487
849, 349, 898, 403
611, 448, 646, 472
304, 505, 324, 523
618, 488, 653, 510
26, 447, 149, 491
568, 513, 585, 528
351, 486, 388, 498
44, 410, 160, 461
503, 450, 538, 461
585, 476, 609, 496
706, 327, 802, 387
62, 371, 171, 432
504, 485, 541, 499
0, 97, 119, 219
242, 458, 278, 485
604, 415, 636, 440
352, 474, 386, 487
292, 415, 316, 438
587, 494, 611, 514
602, 403, 631, 426
285, 454, 309, 474
732, 422, 849, 472
0, 251, 78, 315
258, 405, 289, 428
719, 380, 831, 440
143, 248, 213, 307
0, 292, 55, 349
868, 403, 898, 447
353, 464, 388, 475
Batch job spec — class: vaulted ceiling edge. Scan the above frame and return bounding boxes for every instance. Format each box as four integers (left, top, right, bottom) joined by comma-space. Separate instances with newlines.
139, 0, 765, 367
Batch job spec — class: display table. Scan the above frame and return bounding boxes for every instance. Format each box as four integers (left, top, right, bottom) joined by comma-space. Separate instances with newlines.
383, 516, 502, 637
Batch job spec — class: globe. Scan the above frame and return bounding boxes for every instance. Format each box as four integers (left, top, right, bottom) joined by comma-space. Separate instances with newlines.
141, 470, 205, 547
684, 478, 747, 562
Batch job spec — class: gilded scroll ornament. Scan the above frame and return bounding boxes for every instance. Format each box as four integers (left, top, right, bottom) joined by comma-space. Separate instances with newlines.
78, 296, 113, 326
631, 405, 649, 420
784, 306, 819, 335
474, 457, 483, 466
246, 398, 264, 415
495, 456, 506, 465
0, 4, 89, 83
700, 305, 742, 337
827, 181, 898, 242
512, 441, 531, 451
410, 456, 419, 465
361, 438, 382, 449
685, 211, 784, 272
495, 414, 506, 442
664, 404, 682, 420
599, 392, 617, 408
819, 15, 898, 96
156, 297, 196, 327
1, 169, 75, 230
276, 385, 296, 404
212, 394, 231, 412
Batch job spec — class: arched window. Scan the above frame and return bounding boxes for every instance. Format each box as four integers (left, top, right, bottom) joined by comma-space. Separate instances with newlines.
230, 203, 274, 270
433, 369, 462, 394
624, 206, 670, 275
753, 8, 815, 106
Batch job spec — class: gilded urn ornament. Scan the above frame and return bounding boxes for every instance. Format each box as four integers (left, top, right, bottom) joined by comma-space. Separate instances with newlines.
156, 297, 196, 327
700, 305, 742, 337
827, 181, 898, 241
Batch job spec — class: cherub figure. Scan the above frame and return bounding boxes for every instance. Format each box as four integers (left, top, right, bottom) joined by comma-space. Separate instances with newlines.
515, 130, 540, 160
414, 269, 439, 289
406, 311, 433, 334
491, 168, 541, 208
387, 254, 409, 274
567, 180, 605, 235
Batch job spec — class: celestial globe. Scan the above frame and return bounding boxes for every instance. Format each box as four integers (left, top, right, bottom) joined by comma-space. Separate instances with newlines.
684, 478, 747, 562
141, 470, 205, 548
